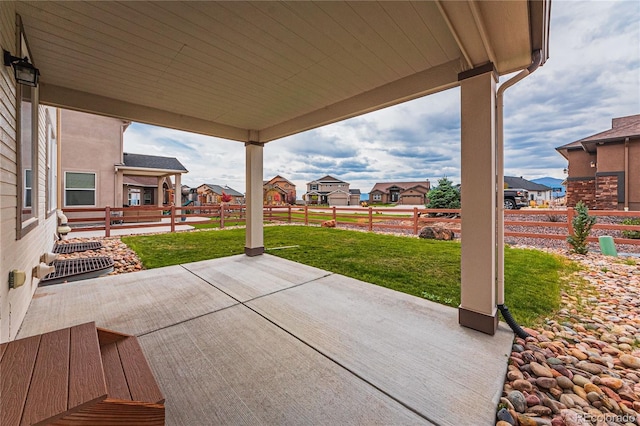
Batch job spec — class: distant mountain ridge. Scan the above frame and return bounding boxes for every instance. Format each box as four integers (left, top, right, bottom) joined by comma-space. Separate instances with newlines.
531, 177, 565, 196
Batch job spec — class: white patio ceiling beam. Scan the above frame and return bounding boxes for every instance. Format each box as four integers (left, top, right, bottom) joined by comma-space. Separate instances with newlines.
39, 83, 250, 143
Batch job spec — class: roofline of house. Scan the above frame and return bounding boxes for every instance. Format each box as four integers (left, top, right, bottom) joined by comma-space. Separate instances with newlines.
115, 166, 187, 175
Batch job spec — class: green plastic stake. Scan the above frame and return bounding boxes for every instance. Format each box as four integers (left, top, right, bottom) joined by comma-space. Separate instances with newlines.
599, 236, 618, 257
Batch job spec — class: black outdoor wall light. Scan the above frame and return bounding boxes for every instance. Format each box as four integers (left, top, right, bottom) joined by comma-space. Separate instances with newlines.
3, 49, 39, 87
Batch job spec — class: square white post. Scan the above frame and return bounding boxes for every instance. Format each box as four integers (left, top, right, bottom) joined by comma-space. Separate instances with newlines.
458, 64, 499, 335
245, 142, 264, 256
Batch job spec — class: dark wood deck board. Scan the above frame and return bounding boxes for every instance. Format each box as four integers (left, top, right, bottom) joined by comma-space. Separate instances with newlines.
117, 337, 164, 404
0, 335, 41, 426
21, 328, 70, 426
100, 342, 132, 401
68, 322, 107, 410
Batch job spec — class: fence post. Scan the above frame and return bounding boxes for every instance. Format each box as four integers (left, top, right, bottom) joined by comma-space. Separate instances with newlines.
304, 205, 309, 226
567, 207, 574, 236
332, 206, 336, 220
105, 206, 111, 238
368, 207, 373, 232
221, 204, 225, 229
413, 207, 419, 235
170, 206, 176, 233
288, 205, 292, 223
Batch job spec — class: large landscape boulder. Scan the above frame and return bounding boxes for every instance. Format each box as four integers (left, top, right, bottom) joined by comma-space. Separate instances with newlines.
418, 226, 454, 241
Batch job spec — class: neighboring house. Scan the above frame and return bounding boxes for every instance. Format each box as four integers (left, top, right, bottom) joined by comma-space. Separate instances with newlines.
118, 152, 187, 207
504, 176, 552, 205
556, 114, 640, 210
60, 109, 188, 211
368, 181, 431, 205
263, 175, 296, 205
304, 175, 360, 206
197, 184, 245, 205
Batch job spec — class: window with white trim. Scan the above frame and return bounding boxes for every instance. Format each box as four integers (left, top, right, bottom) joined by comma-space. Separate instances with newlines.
373, 193, 381, 201
24, 169, 32, 208
65, 172, 96, 206
128, 188, 141, 206
16, 20, 39, 237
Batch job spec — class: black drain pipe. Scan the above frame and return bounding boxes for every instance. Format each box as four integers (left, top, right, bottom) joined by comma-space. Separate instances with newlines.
498, 305, 531, 339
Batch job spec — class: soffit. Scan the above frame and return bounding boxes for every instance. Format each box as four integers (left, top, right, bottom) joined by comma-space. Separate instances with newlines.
15, 1, 548, 143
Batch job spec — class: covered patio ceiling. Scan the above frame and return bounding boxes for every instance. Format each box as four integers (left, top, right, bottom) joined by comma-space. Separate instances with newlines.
16, 0, 549, 143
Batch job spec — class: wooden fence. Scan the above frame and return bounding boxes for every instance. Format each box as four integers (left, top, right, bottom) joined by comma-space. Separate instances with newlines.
63, 205, 640, 247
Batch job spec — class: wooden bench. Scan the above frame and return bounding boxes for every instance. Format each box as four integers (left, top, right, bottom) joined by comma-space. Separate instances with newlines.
0, 322, 164, 425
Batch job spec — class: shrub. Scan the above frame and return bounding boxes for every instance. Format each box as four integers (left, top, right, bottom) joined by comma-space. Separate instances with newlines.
546, 214, 562, 222
622, 218, 640, 239
426, 177, 460, 209
567, 201, 596, 254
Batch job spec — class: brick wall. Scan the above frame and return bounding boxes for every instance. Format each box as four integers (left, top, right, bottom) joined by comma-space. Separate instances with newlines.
595, 175, 618, 210
566, 179, 596, 208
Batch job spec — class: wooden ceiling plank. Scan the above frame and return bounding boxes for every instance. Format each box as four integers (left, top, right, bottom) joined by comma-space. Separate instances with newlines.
21, 2, 183, 56
314, 2, 409, 78
122, 1, 291, 85
413, 1, 462, 63
348, 1, 427, 73
21, 11, 175, 69
26, 29, 168, 82
281, 2, 381, 91
380, 2, 447, 67
435, 1, 487, 67
285, 1, 397, 84
189, 2, 318, 71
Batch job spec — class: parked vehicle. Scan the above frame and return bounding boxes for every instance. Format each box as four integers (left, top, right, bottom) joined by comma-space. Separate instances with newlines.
504, 189, 529, 209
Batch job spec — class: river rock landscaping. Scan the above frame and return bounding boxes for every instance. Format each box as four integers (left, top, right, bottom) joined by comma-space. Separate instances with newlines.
499, 249, 640, 426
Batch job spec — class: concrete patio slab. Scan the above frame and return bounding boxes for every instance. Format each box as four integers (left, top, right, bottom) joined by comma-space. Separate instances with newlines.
16, 254, 512, 425
140, 305, 430, 426
183, 254, 330, 301
17, 266, 237, 337
248, 273, 513, 425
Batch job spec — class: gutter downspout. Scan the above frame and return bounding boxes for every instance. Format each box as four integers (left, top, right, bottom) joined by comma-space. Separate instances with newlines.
625, 137, 630, 211
496, 50, 542, 338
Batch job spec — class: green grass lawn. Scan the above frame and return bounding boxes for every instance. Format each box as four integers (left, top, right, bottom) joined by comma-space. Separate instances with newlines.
122, 226, 574, 326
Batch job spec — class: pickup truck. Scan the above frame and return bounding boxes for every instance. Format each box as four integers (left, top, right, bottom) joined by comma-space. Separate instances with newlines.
503, 188, 529, 209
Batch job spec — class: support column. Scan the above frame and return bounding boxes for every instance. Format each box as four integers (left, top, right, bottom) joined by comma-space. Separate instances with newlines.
157, 177, 164, 207
458, 64, 499, 335
245, 142, 264, 256
174, 173, 182, 205
115, 169, 124, 207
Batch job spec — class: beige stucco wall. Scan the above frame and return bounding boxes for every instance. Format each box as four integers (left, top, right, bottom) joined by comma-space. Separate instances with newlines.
60, 109, 126, 208
597, 143, 624, 172
567, 149, 596, 178
0, 2, 59, 342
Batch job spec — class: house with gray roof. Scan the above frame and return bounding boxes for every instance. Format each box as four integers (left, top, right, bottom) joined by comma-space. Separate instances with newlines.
60, 109, 188, 211
196, 184, 245, 205
303, 175, 360, 206
368, 181, 431, 205
504, 176, 552, 205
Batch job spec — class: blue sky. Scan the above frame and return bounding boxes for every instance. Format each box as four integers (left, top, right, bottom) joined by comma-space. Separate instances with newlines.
124, 0, 640, 198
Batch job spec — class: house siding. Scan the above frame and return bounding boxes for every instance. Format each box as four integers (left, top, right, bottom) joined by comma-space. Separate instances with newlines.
0, 3, 58, 342
61, 109, 124, 209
